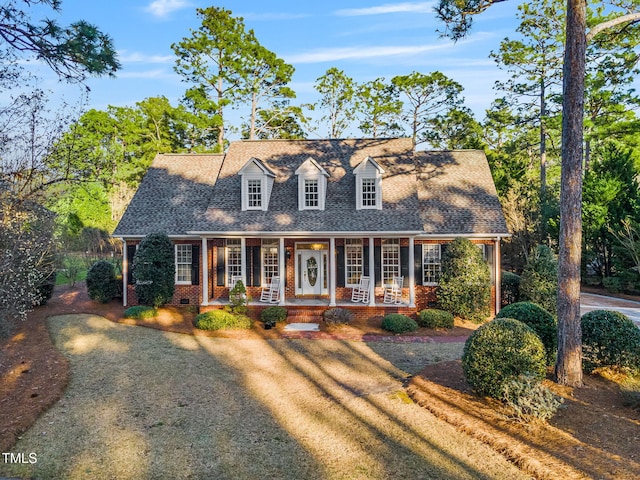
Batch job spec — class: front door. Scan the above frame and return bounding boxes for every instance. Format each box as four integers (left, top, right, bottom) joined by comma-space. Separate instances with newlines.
296, 247, 327, 295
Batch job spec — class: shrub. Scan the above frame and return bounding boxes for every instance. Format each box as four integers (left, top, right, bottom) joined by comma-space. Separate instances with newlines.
602, 276, 623, 294
520, 245, 558, 315
86, 260, 118, 303
323, 307, 354, 325
501, 271, 521, 306
261, 306, 288, 327
496, 302, 557, 365
462, 318, 547, 399
381, 313, 418, 334
437, 238, 491, 323
133, 233, 175, 308
124, 306, 157, 320
195, 310, 252, 330
229, 280, 249, 314
502, 374, 564, 422
581, 310, 640, 372
417, 309, 454, 329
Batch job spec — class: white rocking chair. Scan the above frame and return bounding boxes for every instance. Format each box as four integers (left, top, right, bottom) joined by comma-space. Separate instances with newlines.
383, 276, 404, 304
260, 276, 281, 303
351, 275, 370, 303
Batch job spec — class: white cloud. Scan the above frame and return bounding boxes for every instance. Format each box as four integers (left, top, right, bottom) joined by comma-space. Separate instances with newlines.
334, 2, 435, 16
285, 43, 454, 64
118, 51, 174, 64
145, 0, 192, 18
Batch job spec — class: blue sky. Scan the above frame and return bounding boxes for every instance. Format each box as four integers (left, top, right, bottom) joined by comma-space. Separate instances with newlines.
46, 0, 523, 137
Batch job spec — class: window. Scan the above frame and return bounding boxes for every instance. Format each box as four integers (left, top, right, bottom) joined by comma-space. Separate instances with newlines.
262, 239, 279, 284
381, 239, 400, 284
247, 179, 262, 208
361, 178, 377, 207
226, 239, 242, 286
345, 239, 363, 286
304, 179, 319, 208
422, 244, 441, 285
176, 244, 192, 284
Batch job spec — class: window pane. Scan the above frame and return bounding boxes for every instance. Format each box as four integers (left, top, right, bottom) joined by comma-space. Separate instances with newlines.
423, 244, 441, 285
262, 240, 279, 283
247, 179, 262, 207
304, 179, 319, 208
226, 239, 242, 286
382, 239, 399, 284
345, 239, 363, 285
176, 245, 192, 283
361, 178, 376, 207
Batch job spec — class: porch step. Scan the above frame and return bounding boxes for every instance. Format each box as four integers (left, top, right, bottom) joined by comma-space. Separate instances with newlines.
286, 308, 324, 323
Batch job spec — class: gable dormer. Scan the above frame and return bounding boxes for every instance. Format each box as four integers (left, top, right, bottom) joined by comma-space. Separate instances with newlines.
354, 156, 384, 210
295, 157, 329, 211
238, 158, 276, 211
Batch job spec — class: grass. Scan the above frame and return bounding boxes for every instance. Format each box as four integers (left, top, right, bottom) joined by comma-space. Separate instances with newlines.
1, 314, 527, 480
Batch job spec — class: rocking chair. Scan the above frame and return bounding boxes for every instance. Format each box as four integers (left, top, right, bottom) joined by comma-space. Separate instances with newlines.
351, 275, 370, 303
260, 276, 281, 303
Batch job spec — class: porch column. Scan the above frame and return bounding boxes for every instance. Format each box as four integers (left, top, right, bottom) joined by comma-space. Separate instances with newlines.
368, 237, 376, 306
329, 237, 336, 306
122, 239, 128, 307
240, 237, 246, 287
408, 237, 416, 307
494, 237, 501, 315
201, 237, 209, 306
279, 237, 286, 306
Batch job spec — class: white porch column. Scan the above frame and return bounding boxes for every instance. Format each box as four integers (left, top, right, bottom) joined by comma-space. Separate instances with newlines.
240, 237, 246, 287
122, 239, 128, 307
368, 237, 376, 306
329, 237, 336, 306
494, 237, 501, 315
408, 237, 416, 307
201, 237, 209, 306
279, 237, 286, 306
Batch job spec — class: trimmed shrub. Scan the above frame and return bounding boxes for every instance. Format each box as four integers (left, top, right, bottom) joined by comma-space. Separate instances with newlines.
603, 276, 623, 294
195, 310, 252, 330
496, 302, 557, 365
520, 245, 558, 315
417, 309, 454, 329
124, 306, 156, 320
86, 260, 118, 303
323, 307, 354, 325
501, 271, 521, 306
261, 306, 288, 327
133, 233, 175, 308
382, 313, 418, 334
581, 310, 640, 372
437, 238, 491, 323
229, 280, 249, 314
502, 374, 564, 422
462, 318, 547, 399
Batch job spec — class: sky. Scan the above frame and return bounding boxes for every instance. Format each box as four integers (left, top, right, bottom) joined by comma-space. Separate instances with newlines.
40, 0, 525, 138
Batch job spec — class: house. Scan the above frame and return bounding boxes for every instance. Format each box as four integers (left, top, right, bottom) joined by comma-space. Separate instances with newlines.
113, 138, 509, 318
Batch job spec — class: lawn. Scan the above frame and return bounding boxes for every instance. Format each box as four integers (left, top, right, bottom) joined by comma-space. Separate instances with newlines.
1, 314, 526, 480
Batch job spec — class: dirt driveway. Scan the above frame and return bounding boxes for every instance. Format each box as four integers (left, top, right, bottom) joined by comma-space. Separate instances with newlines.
1, 314, 527, 480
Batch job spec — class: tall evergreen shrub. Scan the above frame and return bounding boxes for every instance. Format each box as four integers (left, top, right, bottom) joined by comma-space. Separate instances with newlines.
133, 233, 175, 308
437, 238, 491, 323
520, 245, 558, 315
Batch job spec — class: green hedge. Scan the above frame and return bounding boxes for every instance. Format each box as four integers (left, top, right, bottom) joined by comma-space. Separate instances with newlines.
86, 260, 118, 303
581, 309, 640, 372
381, 314, 418, 334
417, 309, 454, 329
124, 306, 157, 320
462, 318, 547, 399
195, 310, 252, 330
501, 271, 521, 306
261, 306, 288, 326
496, 302, 557, 365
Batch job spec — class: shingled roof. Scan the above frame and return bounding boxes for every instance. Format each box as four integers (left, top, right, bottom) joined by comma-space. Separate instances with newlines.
114, 138, 508, 237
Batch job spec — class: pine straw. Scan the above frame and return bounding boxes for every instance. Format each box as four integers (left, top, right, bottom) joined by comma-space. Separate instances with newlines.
1, 314, 527, 480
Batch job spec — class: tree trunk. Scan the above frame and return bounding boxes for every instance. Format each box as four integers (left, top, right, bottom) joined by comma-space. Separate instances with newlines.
555, 0, 586, 387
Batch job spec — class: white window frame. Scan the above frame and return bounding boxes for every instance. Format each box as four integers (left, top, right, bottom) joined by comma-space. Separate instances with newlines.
422, 244, 441, 286
345, 239, 363, 287
361, 178, 377, 208
246, 178, 263, 210
226, 239, 242, 287
175, 244, 192, 285
304, 179, 320, 209
262, 239, 279, 286
381, 239, 400, 285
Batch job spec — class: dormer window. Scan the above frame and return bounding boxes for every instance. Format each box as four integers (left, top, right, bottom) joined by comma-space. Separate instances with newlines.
295, 157, 328, 211
354, 156, 384, 210
239, 158, 276, 211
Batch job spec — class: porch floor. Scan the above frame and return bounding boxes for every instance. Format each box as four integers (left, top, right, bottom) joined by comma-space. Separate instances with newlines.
205, 298, 413, 308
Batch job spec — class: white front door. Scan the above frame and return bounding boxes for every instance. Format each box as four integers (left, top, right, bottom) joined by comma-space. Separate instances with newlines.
297, 249, 327, 295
